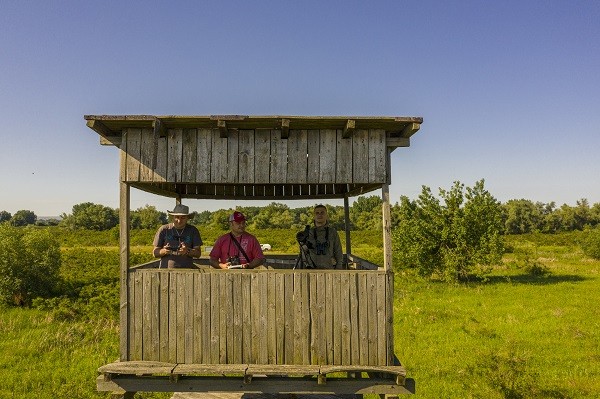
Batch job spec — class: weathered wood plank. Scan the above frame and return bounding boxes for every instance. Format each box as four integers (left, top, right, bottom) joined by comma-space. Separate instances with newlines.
254, 129, 271, 183
242, 273, 252, 363
270, 130, 287, 183
275, 273, 285, 364
324, 272, 333, 364
182, 128, 198, 183
306, 130, 320, 184
349, 273, 360, 364
176, 273, 186, 363
227, 130, 239, 183
319, 129, 337, 183
336, 129, 353, 183
150, 272, 161, 359
153, 135, 167, 182
232, 272, 243, 363
193, 273, 203, 363
139, 128, 154, 181
238, 129, 255, 183
211, 129, 228, 183
352, 129, 369, 183
284, 272, 294, 364
287, 129, 308, 183
267, 272, 276, 364
168, 273, 178, 363
201, 273, 212, 363
126, 128, 142, 182
368, 129, 386, 183
358, 273, 368, 364
340, 272, 351, 365
184, 273, 194, 363
332, 272, 341, 365
224, 272, 234, 363
367, 272, 378, 365
376, 272, 387, 365
196, 128, 212, 183
132, 272, 143, 360
167, 129, 183, 183
159, 272, 170, 362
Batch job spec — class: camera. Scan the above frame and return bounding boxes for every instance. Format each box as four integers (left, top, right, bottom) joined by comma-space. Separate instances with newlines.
227, 256, 241, 266
296, 225, 312, 248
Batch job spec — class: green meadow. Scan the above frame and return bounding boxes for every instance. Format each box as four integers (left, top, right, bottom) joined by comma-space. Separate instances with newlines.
0, 231, 598, 398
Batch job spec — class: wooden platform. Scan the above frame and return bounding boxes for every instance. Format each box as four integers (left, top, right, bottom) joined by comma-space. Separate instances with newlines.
98, 361, 414, 396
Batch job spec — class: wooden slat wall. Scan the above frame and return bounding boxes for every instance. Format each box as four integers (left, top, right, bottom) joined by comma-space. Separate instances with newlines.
126, 269, 393, 366
123, 128, 388, 184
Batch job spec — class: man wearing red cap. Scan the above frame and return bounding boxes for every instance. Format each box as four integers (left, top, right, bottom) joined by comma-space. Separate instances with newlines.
209, 211, 265, 269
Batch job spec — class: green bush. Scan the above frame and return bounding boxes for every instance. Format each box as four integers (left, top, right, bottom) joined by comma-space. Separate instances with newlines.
393, 180, 504, 282
582, 227, 600, 260
0, 225, 61, 305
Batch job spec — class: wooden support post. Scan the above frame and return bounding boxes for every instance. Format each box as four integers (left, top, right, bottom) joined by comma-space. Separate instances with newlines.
344, 195, 352, 266
119, 180, 130, 360
281, 118, 290, 139
218, 120, 228, 138
343, 119, 355, 138
382, 183, 392, 271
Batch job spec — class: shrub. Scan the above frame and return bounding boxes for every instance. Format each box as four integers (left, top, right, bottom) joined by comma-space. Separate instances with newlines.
392, 180, 504, 282
581, 227, 600, 260
0, 225, 61, 305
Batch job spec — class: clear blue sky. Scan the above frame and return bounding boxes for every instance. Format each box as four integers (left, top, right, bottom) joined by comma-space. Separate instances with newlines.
1, 1, 599, 216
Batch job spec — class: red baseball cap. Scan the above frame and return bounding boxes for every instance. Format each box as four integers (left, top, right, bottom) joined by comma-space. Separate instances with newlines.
229, 211, 246, 223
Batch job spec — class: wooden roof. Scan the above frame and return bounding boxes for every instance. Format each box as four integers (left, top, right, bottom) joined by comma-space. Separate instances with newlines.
85, 115, 422, 142
85, 115, 422, 200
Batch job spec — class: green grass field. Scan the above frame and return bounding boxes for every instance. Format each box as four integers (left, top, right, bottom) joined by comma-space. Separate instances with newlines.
0, 232, 598, 398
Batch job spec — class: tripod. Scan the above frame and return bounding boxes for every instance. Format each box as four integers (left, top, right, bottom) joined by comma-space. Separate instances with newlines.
294, 243, 317, 269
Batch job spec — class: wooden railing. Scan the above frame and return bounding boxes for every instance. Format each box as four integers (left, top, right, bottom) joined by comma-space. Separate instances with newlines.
126, 268, 394, 366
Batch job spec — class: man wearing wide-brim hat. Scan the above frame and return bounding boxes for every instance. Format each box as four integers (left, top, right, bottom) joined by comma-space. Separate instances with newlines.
153, 204, 203, 268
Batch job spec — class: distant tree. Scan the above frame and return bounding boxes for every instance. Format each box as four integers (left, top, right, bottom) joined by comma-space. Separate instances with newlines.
392, 180, 504, 282
553, 199, 593, 232
60, 202, 118, 231
502, 199, 543, 234
0, 224, 61, 306
131, 205, 167, 229
10, 210, 37, 226
250, 203, 294, 229
191, 210, 212, 226
350, 196, 382, 230
0, 211, 11, 223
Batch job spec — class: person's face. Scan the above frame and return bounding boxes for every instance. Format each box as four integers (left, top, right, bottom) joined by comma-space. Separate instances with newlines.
314, 207, 328, 226
230, 219, 246, 236
173, 215, 189, 229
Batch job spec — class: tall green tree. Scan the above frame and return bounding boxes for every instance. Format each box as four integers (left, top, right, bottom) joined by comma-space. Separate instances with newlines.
392, 180, 504, 282
60, 202, 118, 231
10, 210, 37, 226
0, 225, 61, 305
130, 205, 167, 229
0, 211, 11, 223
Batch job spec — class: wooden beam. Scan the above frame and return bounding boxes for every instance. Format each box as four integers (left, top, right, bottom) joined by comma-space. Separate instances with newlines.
382, 184, 392, 271
342, 119, 355, 138
152, 118, 166, 138
344, 195, 352, 264
119, 181, 130, 360
87, 119, 115, 136
400, 122, 420, 138
281, 118, 290, 139
386, 137, 410, 148
218, 120, 228, 138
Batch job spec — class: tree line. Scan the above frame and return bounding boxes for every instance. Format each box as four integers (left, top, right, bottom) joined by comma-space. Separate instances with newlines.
2, 192, 600, 234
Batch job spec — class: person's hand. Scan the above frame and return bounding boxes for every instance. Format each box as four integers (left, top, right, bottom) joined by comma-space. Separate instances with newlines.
179, 243, 189, 256
161, 245, 173, 256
